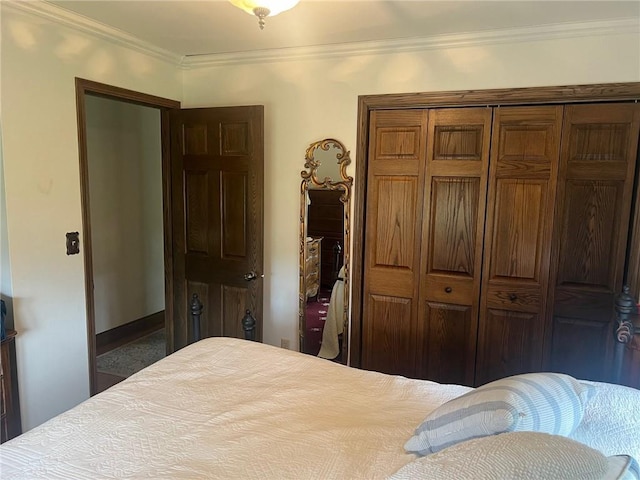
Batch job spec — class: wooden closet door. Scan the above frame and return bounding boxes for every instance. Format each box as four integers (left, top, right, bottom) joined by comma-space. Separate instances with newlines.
476, 106, 563, 386
417, 108, 492, 385
548, 103, 640, 382
361, 109, 428, 377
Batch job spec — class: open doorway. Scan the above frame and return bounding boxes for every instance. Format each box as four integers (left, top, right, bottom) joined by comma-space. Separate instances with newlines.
75, 79, 180, 395
77, 79, 265, 395
85, 95, 164, 392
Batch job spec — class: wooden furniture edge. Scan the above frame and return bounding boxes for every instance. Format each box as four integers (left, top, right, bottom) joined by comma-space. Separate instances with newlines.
613, 285, 640, 385
189, 294, 257, 343
1, 329, 21, 442
358, 82, 640, 110
1, 330, 17, 343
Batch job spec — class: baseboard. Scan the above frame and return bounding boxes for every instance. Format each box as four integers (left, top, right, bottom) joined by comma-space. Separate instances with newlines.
96, 311, 164, 356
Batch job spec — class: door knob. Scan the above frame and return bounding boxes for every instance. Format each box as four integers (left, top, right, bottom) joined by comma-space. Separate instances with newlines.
244, 271, 260, 281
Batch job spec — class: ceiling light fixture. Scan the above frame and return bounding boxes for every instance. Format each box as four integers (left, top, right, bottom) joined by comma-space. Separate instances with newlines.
229, 0, 300, 30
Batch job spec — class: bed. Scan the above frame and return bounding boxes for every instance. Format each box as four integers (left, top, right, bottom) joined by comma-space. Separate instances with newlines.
1, 289, 639, 479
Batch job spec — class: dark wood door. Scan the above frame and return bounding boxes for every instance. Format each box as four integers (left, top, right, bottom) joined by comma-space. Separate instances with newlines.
169, 106, 264, 351
361, 109, 428, 377
548, 103, 640, 382
476, 106, 563, 385
417, 107, 492, 385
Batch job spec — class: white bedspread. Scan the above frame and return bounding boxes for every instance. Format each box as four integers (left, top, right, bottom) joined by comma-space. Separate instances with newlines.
569, 380, 640, 459
0, 338, 471, 479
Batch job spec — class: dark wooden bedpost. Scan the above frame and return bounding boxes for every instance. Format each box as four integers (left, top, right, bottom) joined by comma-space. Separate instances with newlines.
613, 285, 636, 384
191, 293, 203, 343
242, 309, 256, 341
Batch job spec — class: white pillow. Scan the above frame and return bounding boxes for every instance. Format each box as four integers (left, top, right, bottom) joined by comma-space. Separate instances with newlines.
392, 432, 636, 480
570, 381, 640, 459
405, 372, 594, 455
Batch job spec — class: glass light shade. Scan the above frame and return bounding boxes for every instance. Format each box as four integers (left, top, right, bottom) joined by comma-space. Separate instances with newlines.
229, 0, 300, 17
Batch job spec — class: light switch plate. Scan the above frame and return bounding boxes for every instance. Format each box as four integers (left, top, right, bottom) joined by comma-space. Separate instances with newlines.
66, 232, 80, 255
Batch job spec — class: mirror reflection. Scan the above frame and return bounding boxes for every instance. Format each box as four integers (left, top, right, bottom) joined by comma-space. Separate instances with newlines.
300, 139, 352, 364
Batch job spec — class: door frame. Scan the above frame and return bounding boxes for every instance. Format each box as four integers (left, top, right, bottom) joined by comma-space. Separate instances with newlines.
352, 82, 640, 368
75, 78, 180, 395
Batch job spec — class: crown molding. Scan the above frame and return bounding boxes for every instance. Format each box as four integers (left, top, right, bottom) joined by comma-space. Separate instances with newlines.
3, 1, 183, 65
3, 2, 637, 70
182, 18, 639, 69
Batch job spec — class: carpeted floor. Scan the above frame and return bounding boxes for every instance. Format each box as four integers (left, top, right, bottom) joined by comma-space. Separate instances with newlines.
96, 329, 166, 378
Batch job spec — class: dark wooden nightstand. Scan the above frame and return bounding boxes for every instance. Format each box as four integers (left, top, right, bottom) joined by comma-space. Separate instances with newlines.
1, 330, 22, 442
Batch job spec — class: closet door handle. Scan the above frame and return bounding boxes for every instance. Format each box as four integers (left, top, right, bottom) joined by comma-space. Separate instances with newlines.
444, 287, 452, 293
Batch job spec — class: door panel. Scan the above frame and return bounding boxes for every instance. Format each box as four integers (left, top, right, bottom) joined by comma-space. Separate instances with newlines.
365, 294, 415, 376
477, 106, 563, 385
478, 309, 541, 383
170, 106, 264, 351
551, 316, 611, 381
221, 286, 248, 338
423, 302, 474, 384
558, 181, 618, 287
372, 177, 418, 269
549, 103, 640, 381
221, 172, 248, 257
418, 107, 492, 385
362, 110, 428, 375
490, 180, 546, 281
428, 177, 480, 276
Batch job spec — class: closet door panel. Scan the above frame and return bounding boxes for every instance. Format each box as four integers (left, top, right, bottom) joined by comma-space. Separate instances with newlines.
371, 177, 417, 271
428, 177, 480, 278
362, 110, 428, 376
551, 316, 611, 382
423, 302, 474, 384
485, 285, 541, 313
558, 181, 618, 290
477, 106, 563, 385
489, 179, 546, 281
365, 176, 419, 295
419, 108, 492, 385
549, 103, 640, 381
364, 295, 415, 376
477, 309, 541, 384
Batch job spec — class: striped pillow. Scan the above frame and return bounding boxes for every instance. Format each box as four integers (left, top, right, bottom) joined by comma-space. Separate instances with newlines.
405, 372, 595, 455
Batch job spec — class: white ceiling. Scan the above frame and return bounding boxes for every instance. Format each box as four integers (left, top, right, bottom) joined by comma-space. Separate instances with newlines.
46, 0, 640, 58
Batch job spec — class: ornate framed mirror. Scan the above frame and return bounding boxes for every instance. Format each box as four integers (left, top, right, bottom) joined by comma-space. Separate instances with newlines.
299, 138, 353, 364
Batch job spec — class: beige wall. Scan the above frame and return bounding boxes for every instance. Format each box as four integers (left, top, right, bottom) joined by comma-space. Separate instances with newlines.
0, 6, 14, 332
1, 1, 639, 432
1, 124, 14, 330
182, 31, 640, 352
85, 96, 164, 334
1, 5, 181, 430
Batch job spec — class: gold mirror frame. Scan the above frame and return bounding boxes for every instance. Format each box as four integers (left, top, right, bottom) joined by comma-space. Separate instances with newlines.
299, 138, 353, 364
